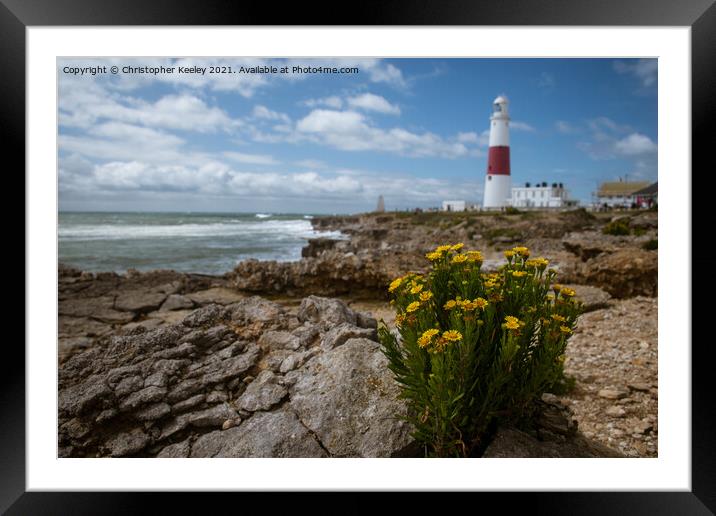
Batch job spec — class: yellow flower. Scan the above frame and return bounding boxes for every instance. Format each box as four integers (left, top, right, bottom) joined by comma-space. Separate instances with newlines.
551, 314, 566, 323
444, 300, 457, 310
395, 314, 405, 325
484, 280, 496, 289
410, 283, 424, 294
426, 251, 442, 261
560, 325, 572, 334
512, 246, 530, 257
450, 243, 464, 251
533, 257, 549, 269
560, 287, 576, 297
388, 277, 403, 293
451, 254, 468, 264
417, 328, 440, 348
552, 283, 563, 293
503, 315, 523, 330
442, 330, 463, 342
435, 245, 452, 253
473, 297, 489, 310
525, 258, 548, 269
406, 301, 420, 313
419, 291, 433, 302
458, 299, 474, 310
504, 250, 515, 259
512, 270, 527, 278
466, 250, 483, 262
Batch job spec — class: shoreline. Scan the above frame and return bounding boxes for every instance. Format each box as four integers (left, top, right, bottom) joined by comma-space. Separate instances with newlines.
57, 209, 658, 458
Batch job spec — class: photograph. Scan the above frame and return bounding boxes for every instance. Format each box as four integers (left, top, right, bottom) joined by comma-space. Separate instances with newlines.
57, 57, 658, 459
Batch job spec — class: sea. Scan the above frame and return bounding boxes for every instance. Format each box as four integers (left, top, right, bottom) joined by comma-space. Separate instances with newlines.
58, 212, 345, 275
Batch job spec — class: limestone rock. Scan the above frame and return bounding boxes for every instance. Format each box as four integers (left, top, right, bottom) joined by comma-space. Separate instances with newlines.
105, 429, 151, 457
258, 330, 301, 351
160, 294, 195, 311
598, 388, 630, 400
605, 406, 626, 417
289, 338, 414, 457
482, 427, 623, 458
297, 296, 358, 328
321, 322, 378, 350
157, 439, 192, 458
236, 370, 288, 412
115, 290, 168, 314
190, 407, 328, 458
561, 284, 611, 312
187, 287, 245, 306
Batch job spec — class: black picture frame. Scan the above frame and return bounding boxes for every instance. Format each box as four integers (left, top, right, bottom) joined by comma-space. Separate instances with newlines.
5, 0, 713, 512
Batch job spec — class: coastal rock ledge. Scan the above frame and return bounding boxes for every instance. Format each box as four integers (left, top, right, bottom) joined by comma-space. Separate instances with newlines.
59, 294, 622, 458
58, 295, 414, 458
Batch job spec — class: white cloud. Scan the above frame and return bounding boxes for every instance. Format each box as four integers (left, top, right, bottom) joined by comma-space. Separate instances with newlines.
59, 122, 190, 164
510, 121, 535, 132
304, 96, 344, 109
252, 105, 291, 123
223, 151, 281, 166
58, 78, 240, 133
614, 59, 658, 87
294, 109, 478, 158
555, 120, 579, 134
294, 159, 327, 169
457, 132, 480, 144
614, 133, 657, 156
576, 116, 657, 181
346, 93, 400, 115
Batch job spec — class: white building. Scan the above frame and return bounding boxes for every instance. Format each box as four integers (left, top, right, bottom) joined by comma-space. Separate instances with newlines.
442, 200, 467, 212
511, 182, 578, 209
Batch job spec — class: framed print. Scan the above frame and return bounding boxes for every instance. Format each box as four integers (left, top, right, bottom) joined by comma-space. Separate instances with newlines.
5, 0, 714, 511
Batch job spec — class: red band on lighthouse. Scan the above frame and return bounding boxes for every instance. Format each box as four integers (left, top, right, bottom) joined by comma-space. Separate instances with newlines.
487, 146, 510, 175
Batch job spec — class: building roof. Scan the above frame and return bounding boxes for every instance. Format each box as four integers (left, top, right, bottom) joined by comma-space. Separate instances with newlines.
631, 182, 658, 196
597, 181, 650, 197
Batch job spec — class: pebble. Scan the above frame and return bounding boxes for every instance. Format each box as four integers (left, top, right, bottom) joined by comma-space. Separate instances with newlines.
628, 382, 651, 392
598, 388, 629, 400
557, 297, 657, 457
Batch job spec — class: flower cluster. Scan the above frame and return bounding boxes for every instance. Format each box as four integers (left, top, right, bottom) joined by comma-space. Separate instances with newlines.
379, 243, 582, 458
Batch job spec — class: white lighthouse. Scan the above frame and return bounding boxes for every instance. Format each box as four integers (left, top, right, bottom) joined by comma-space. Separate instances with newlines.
483, 95, 512, 209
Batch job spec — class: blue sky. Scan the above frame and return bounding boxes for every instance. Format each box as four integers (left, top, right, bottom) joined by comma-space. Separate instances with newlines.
58, 58, 657, 214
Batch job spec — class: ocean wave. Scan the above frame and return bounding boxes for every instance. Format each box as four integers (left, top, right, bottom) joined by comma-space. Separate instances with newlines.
59, 219, 344, 241
255, 213, 272, 219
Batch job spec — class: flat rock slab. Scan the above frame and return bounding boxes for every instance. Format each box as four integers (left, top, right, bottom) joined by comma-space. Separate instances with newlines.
482, 427, 623, 458
289, 337, 414, 457
562, 284, 611, 312
236, 370, 288, 412
160, 294, 195, 311
115, 290, 168, 314
187, 288, 246, 306
190, 407, 328, 458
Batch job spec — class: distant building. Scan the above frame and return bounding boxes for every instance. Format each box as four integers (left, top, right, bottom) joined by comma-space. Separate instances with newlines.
375, 195, 385, 213
442, 200, 467, 212
631, 182, 658, 208
596, 181, 650, 208
511, 182, 578, 209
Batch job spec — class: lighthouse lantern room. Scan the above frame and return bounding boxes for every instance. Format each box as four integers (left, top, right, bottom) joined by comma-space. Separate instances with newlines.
483, 95, 512, 209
